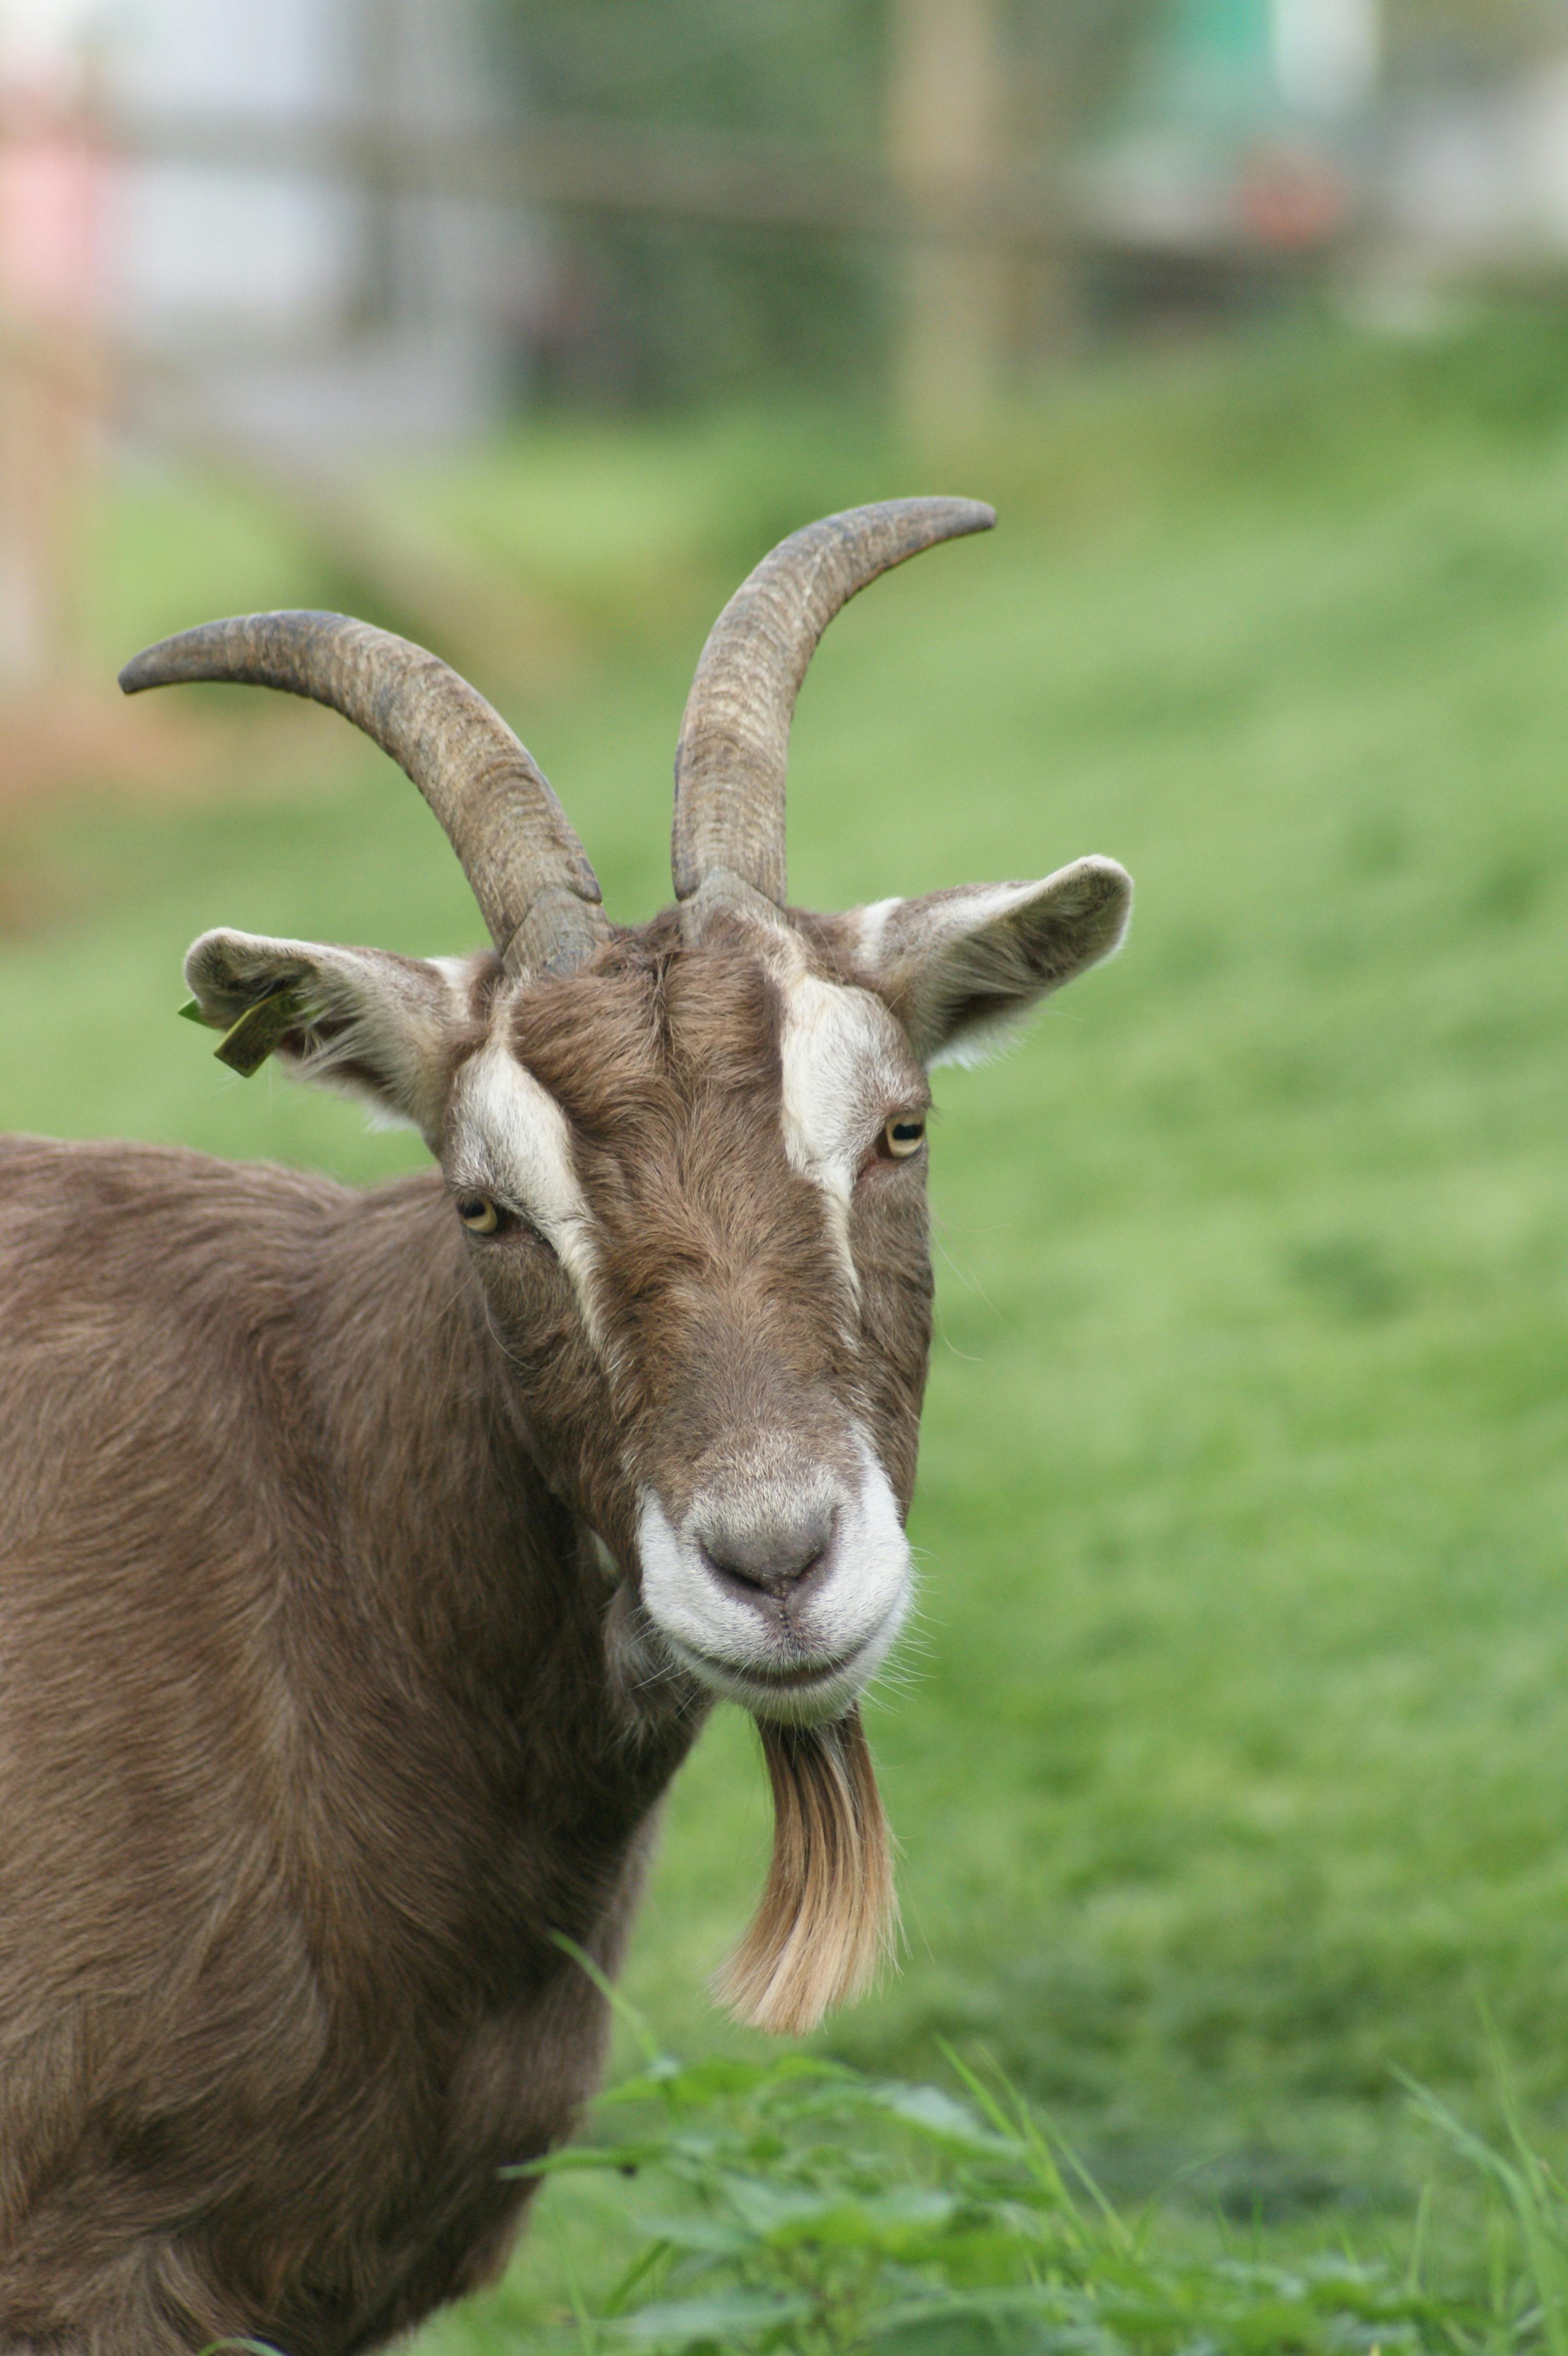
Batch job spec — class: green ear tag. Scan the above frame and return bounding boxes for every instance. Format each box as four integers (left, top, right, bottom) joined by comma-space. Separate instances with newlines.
176, 996, 208, 1026
214, 987, 302, 1078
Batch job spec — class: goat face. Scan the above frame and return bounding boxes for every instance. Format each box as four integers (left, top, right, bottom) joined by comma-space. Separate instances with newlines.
184, 851, 1128, 1730
452, 929, 929, 1728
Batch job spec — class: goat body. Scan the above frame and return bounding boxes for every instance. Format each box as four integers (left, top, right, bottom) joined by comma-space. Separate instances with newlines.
0, 1138, 693, 2352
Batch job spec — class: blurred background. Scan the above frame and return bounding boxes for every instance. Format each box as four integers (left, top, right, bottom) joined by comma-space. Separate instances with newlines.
6, 0, 1568, 2329
11, 0, 1568, 702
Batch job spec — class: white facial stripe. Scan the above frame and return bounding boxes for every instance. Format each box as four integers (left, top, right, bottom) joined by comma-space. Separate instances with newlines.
775, 963, 915, 1302
454, 1035, 608, 1353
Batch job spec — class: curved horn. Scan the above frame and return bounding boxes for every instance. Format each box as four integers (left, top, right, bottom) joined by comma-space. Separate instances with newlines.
120, 611, 610, 975
672, 496, 995, 908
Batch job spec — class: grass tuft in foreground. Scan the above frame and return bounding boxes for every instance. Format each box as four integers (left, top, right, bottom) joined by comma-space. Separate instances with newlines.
390, 1974, 1568, 2356
471, 2019, 1568, 2355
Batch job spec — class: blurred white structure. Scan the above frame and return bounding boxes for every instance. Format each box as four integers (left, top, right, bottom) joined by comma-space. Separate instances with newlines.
109, 0, 360, 344
1380, 56, 1568, 267
0, 0, 533, 456
1272, 0, 1379, 123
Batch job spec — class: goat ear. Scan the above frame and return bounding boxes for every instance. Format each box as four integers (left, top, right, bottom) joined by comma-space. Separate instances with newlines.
852, 856, 1131, 1067
184, 930, 479, 1147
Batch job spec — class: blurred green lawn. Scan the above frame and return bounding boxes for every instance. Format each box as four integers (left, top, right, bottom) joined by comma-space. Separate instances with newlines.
10, 314, 1568, 2321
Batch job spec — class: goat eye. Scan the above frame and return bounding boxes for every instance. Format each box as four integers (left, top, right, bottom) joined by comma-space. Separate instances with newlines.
456, 1194, 501, 1234
883, 1114, 926, 1160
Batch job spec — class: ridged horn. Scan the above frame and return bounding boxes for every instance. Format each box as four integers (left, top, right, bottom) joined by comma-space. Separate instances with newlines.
672, 497, 995, 908
119, 611, 610, 975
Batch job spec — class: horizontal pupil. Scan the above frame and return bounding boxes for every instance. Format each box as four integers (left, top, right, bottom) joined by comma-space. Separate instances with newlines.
891, 1123, 922, 1140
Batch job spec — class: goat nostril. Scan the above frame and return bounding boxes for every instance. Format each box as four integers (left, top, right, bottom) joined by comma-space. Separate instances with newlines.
695, 1503, 836, 1599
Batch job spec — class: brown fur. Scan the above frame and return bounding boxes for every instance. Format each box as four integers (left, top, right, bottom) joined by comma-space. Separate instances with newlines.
0, 1133, 695, 2353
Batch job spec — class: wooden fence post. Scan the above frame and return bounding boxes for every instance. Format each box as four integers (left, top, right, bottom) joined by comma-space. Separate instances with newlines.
886, 0, 1008, 441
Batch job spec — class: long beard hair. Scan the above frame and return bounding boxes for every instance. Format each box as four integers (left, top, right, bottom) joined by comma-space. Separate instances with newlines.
713, 1706, 897, 2037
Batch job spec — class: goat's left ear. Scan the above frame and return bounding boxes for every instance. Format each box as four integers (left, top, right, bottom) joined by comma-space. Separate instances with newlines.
184, 929, 482, 1149
851, 855, 1132, 1067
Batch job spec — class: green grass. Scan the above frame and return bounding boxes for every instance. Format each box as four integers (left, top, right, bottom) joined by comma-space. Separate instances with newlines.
14, 308, 1568, 2336
405, 2007, 1568, 2354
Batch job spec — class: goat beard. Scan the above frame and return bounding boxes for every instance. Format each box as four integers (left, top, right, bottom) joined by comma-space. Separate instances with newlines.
713, 1705, 897, 2038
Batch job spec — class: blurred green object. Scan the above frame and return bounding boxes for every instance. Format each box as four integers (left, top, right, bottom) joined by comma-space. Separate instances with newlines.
1149, 0, 1279, 123
14, 313, 1568, 2305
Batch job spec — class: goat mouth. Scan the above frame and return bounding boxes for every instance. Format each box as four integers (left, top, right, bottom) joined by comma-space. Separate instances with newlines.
664, 1631, 882, 1724
682, 1641, 857, 1689
728, 1655, 846, 1688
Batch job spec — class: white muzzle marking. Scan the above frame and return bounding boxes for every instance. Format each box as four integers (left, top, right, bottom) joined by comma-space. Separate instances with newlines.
636, 1440, 912, 1724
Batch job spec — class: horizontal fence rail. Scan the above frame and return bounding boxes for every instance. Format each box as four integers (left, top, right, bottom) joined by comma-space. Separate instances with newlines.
100, 105, 1079, 253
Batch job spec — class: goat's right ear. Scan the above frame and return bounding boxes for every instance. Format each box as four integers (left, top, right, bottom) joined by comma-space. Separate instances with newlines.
849, 856, 1131, 1067
184, 930, 485, 1148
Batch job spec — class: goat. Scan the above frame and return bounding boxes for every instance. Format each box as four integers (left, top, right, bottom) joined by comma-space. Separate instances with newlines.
0, 499, 1131, 2355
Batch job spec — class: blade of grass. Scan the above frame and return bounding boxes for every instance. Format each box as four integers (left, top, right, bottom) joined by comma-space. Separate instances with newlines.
551, 1932, 667, 2074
